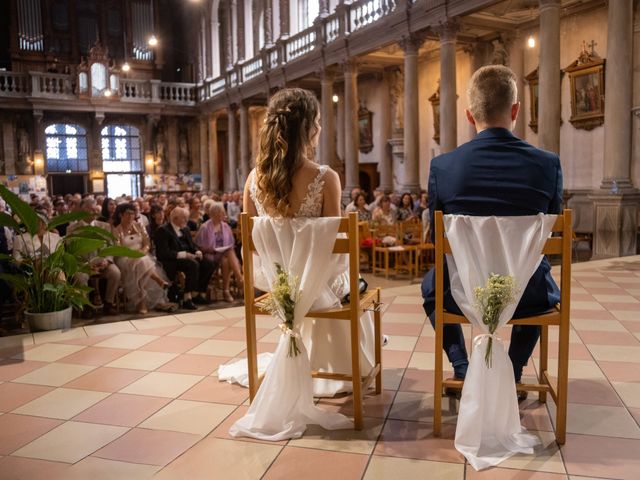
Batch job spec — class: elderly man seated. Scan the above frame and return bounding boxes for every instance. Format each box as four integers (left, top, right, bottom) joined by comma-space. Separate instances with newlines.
153, 207, 216, 310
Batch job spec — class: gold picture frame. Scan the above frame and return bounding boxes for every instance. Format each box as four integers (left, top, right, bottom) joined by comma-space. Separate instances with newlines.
525, 67, 539, 134
564, 42, 605, 131
358, 105, 373, 154
428, 85, 441, 144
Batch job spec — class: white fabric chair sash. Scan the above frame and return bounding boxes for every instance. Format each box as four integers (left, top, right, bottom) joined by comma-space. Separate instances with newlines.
443, 214, 557, 470
229, 216, 352, 441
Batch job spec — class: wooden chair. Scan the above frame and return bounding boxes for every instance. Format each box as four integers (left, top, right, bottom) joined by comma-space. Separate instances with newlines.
372, 223, 415, 278
433, 209, 572, 444
240, 212, 383, 430
358, 221, 374, 272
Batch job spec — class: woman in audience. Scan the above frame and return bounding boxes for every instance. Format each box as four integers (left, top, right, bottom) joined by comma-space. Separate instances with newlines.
187, 197, 203, 232
353, 192, 371, 221
415, 191, 428, 218
372, 195, 397, 225
397, 192, 416, 221
195, 201, 243, 302
98, 197, 116, 225
147, 204, 165, 241
112, 203, 170, 314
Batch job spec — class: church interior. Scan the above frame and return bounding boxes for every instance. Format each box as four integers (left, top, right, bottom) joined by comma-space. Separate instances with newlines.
0, 0, 639, 479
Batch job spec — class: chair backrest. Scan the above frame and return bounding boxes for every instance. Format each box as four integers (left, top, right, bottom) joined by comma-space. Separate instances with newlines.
434, 210, 572, 319
240, 211, 362, 316
399, 218, 422, 245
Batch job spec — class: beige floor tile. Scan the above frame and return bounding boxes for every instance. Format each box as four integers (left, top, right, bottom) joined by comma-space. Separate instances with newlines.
592, 294, 640, 304
568, 476, 613, 480
571, 319, 628, 332
578, 281, 617, 289
571, 287, 588, 294
289, 416, 384, 455
174, 310, 227, 325
12, 362, 95, 387
545, 328, 584, 344
64, 456, 160, 480
571, 301, 606, 311
95, 333, 159, 350
154, 437, 281, 480
12, 343, 86, 362
588, 345, 640, 363
562, 403, 640, 439
363, 456, 464, 480
188, 339, 247, 357
388, 391, 457, 424
391, 295, 422, 305
84, 322, 136, 337
612, 382, 640, 408
383, 312, 426, 324
610, 310, 640, 321
105, 351, 178, 370
33, 328, 87, 345
0, 334, 34, 351
130, 315, 182, 331
12, 421, 128, 464
13, 388, 110, 419
258, 329, 281, 343
168, 325, 226, 339
493, 430, 564, 473
408, 352, 452, 371
120, 372, 203, 398
385, 335, 418, 352
609, 276, 640, 284
139, 399, 235, 436
533, 359, 605, 380
215, 306, 246, 318
382, 367, 405, 391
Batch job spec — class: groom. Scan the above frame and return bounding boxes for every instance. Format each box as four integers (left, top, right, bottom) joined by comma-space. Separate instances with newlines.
421, 65, 563, 393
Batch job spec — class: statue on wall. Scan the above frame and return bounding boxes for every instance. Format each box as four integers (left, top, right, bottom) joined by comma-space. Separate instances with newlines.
178, 128, 189, 174
491, 38, 509, 66
16, 128, 33, 175
389, 68, 404, 134
155, 126, 167, 174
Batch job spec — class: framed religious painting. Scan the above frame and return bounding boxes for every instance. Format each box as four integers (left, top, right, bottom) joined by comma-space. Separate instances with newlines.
358, 105, 373, 154
525, 67, 539, 133
564, 41, 605, 131
429, 85, 441, 144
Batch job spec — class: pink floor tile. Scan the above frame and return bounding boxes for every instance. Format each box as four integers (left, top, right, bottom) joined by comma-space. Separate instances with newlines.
0, 360, 48, 382
73, 393, 171, 427
385, 303, 424, 314
180, 377, 249, 405
382, 323, 424, 336
198, 317, 242, 327
466, 468, 568, 480
567, 378, 624, 406
398, 368, 434, 393
519, 399, 554, 432
63, 367, 147, 392
578, 330, 640, 346
55, 334, 114, 346
316, 389, 395, 419
562, 433, 640, 480
0, 455, 70, 479
58, 347, 129, 366
629, 407, 640, 424
580, 287, 622, 295
209, 405, 288, 446
570, 309, 616, 320
597, 361, 640, 383
600, 302, 640, 311
215, 327, 270, 342
382, 350, 412, 368
0, 345, 35, 359
414, 336, 435, 353
94, 428, 201, 466
263, 447, 369, 480
374, 419, 464, 463
135, 326, 182, 336
0, 414, 63, 455
0, 383, 54, 412
533, 341, 593, 360
571, 293, 596, 302
257, 342, 278, 354
621, 321, 640, 333
138, 336, 205, 354
157, 354, 229, 376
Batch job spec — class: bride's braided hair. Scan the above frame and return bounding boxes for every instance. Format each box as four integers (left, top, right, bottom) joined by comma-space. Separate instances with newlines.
255, 88, 319, 217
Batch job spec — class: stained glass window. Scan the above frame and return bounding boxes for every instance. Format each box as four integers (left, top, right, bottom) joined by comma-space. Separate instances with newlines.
44, 124, 88, 172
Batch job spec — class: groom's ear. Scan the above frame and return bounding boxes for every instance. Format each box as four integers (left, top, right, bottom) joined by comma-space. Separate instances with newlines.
511, 102, 520, 121
465, 109, 476, 126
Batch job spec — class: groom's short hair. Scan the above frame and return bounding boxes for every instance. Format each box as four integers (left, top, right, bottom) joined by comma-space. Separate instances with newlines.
467, 65, 517, 124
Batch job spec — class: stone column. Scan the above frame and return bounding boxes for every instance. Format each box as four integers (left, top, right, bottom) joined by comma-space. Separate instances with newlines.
209, 114, 220, 192
264, 0, 274, 48
590, 0, 638, 258
508, 31, 526, 139
465, 42, 489, 139
226, 105, 238, 191
438, 20, 458, 153
538, 0, 561, 153
224, 5, 234, 70
378, 69, 393, 191
237, 0, 245, 61
239, 102, 251, 188
279, 0, 290, 39
320, 68, 336, 167
343, 59, 359, 201
400, 33, 425, 193
319, 0, 329, 17
199, 116, 210, 191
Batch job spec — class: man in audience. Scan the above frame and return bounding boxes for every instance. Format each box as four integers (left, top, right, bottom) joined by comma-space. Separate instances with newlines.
153, 207, 216, 310
421, 65, 563, 398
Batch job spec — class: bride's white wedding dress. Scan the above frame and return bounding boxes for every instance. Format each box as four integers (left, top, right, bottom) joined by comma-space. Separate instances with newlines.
220, 165, 376, 440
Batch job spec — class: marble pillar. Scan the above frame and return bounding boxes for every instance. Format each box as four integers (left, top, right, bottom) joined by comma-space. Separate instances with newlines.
378, 69, 393, 192
343, 59, 359, 202
209, 114, 220, 192
509, 31, 526, 139
239, 102, 251, 188
320, 69, 336, 168
227, 106, 238, 191
264, 0, 274, 48
279, 0, 290, 39
538, 0, 561, 153
199, 117, 210, 191
438, 20, 458, 153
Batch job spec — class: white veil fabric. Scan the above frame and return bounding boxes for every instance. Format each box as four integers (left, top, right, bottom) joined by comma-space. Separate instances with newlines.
443, 214, 557, 470
228, 216, 353, 441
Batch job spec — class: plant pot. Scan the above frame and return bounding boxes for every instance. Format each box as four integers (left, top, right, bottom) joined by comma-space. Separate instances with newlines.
25, 306, 72, 331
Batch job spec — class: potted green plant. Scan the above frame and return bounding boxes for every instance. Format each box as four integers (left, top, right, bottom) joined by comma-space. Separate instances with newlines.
0, 185, 143, 331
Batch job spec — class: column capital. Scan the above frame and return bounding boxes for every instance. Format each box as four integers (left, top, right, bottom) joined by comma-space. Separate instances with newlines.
342, 58, 359, 73
539, 0, 561, 11
317, 65, 339, 81
435, 19, 459, 43
399, 30, 428, 55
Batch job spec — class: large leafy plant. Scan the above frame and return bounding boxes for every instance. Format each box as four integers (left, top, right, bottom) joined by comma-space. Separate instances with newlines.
0, 185, 143, 314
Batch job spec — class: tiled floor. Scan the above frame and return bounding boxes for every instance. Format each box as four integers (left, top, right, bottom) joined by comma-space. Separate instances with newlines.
0, 257, 639, 479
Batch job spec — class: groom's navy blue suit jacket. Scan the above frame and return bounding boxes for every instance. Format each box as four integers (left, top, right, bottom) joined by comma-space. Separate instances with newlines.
422, 127, 564, 318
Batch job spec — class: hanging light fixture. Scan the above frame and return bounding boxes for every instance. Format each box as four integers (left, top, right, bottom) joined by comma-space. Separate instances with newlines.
122, 62, 131, 72
527, 35, 536, 48
332, 94, 339, 103
148, 35, 158, 47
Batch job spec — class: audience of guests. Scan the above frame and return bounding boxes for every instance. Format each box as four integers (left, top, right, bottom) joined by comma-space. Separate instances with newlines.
98, 197, 116, 225
397, 193, 416, 221
372, 195, 397, 225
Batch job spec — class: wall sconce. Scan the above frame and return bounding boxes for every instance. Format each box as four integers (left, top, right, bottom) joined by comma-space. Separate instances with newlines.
145, 151, 155, 173
33, 150, 45, 175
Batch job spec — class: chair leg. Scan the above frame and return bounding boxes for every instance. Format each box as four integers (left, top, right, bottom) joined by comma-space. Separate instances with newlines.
539, 324, 548, 403
556, 318, 570, 445
434, 315, 443, 437
384, 251, 389, 280
374, 289, 382, 394
351, 308, 363, 430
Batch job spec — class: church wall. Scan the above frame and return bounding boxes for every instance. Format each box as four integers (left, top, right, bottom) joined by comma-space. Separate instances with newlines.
632, 4, 640, 189
357, 76, 387, 167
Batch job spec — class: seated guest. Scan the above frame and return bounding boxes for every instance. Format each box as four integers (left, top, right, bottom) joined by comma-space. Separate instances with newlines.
226, 191, 242, 228
344, 187, 362, 213
351, 193, 371, 221
397, 193, 416, 221
154, 207, 216, 310
187, 197, 203, 232
98, 197, 116, 226
134, 202, 149, 229
195, 201, 243, 302
112, 203, 171, 314
372, 195, 397, 225
70, 198, 121, 315
147, 204, 165, 243
415, 192, 429, 218
53, 200, 69, 236
13, 213, 61, 264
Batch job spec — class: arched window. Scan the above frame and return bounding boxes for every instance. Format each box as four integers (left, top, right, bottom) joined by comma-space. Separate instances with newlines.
297, 0, 319, 31
101, 124, 142, 197
45, 124, 88, 173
